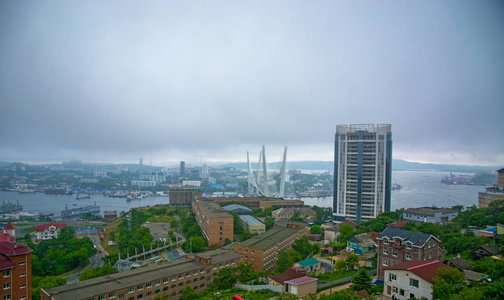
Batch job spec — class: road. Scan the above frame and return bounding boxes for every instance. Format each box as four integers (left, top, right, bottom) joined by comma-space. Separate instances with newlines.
65, 230, 107, 284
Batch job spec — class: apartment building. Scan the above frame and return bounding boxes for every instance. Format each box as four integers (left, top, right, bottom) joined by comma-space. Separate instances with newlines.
169, 189, 202, 208
192, 200, 234, 247
41, 250, 242, 300
376, 227, 444, 281
234, 222, 308, 273
0, 222, 32, 300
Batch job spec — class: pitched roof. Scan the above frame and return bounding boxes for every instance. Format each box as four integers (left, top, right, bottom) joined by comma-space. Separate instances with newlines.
3, 222, 15, 230
448, 257, 472, 270
349, 233, 375, 248
0, 254, 16, 271
386, 221, 406, 228
36, 223, 67, 232
268, 267, 306, 285
222, 204, 252, 212
0, 241, 32, 256
384, 260, 448, 284
284, 276, 318, 285
404, 207, 457, 216
297, 258, 320, 268
463, 270, 488, 282
475, 244, 501, 255
378, 227, 438, 247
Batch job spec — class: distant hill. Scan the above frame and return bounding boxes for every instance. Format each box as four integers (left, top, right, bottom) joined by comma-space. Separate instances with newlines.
212, 159, 500, 173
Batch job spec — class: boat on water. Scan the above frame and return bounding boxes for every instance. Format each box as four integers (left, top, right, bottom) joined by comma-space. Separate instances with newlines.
76, 193, 91, 200
61, 201, 100, 219
0, 200, 23, 214
392, 183, 402, 190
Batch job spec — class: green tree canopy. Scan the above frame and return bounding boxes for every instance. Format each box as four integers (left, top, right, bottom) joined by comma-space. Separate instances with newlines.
310, 225, 322, 234
432, 268, 466, 300
351, 268, 372, 292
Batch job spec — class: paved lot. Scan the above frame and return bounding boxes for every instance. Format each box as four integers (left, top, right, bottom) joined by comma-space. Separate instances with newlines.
144, 222, 171, 241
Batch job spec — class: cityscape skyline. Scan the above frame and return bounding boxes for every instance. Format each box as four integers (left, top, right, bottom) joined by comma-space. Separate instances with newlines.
1, 1, 503, 166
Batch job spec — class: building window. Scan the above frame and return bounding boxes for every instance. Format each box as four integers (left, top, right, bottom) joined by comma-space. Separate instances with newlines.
231, 259, 235, 265
186, 272, 191, 277
155, 280, 160, 286
406, 243, 412, 249
219, 221, 223, 225
383, 239, 388, 245
19, 272, 26, 277
429, 251, 432, 259
3, 271, 9, 278
200, 268, 205, 273
383, 259, 388, 266
146, 292, 152, 296
3, 295, 10, 300
163, 287, 169, 291
137, 294, 143, 299
128, 288, 134, 293
137, 285, 143, 291
392, 286, 398, 293
119, 294, 125, 299
155, 289, 160, 294
400, 289, 405, 296
410, 278, 419, 288
389, 273, 397, 281
171, 277, 176, 282
20, 297, 26, 300
179, 274, 184, 279
392, 250, 398, 257
98, 296, 105, 300
3, 283, 9, 290
406, 253, 412, 260
19, 261, 25, 266
383, 248, 388, 255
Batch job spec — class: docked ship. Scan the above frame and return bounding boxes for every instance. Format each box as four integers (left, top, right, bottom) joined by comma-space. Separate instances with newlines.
0, 200, 23, 214
61, 201, 100, 219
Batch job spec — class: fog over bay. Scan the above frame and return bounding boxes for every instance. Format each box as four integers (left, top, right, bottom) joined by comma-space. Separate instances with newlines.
1, 1, 503, 166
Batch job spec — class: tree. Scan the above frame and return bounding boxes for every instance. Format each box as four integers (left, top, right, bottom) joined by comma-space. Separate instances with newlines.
32, 276, 67, 300
432, 268, 466, 300
339, 223, 355, 242
345, 254, 359, 271
211, 267, 237, 290
351, 268, 372, 292
276, 251, 295, 273
292, 236, 313, 258
264, 206, 273, 216
310, 225, 322, 234
224, 238, 232, 245
180, 285, 199, 300
265, 217, 275, 230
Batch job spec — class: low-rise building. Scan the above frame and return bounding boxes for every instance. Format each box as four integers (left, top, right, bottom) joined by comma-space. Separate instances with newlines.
272, 207, 316, 221
294, 258, 321, 273
209, 198, 304, 210
35, 223, 67, 241
104, 211, 118, 222
383, 260, 448, 300
347, 233, 376, 255
41, 250, 242, 300
222, 204, 253, 215
403, 207, 458, 225
192, 200, 233, 247
235, 222, 308, 273
284, 277, 318, 297
131, 180, 157, 187
238, 215, 265, 234
470, 243, 501, 260
268, 267, 307, 287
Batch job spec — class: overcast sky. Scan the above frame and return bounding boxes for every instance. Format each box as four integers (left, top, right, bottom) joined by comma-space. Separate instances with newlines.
1, 1, 503, 166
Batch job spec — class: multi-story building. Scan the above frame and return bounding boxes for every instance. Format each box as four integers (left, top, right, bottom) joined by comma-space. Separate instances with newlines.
209, 197, 304, 210
333, 124, 392, 223
169, 189, 202, 208
234, 222, 308, 273
180, 161, 185, 177
0, 223, 32, 300
403, 207, 458, 225
41, 250, 242, 300
376, 227, 444, 281
93, 171, 107, 178
192, 200, 233, 247
478, 168, 504, 208
35, 223, 67, 241
103, 211, 118, 222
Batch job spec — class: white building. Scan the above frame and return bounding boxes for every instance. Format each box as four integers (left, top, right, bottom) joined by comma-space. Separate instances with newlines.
403, 207, 458, 225
36, 223, 67, 241
93, 171, 107, 178
384, 260, 448, 300
333, 124, 392, 223
183, 180, 201, 188
131, 180, 157, 187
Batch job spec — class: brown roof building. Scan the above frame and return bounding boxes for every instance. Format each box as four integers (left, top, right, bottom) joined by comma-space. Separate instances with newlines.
209, 197, 304, 210
192, 200, 233, 247
234, 222, 308, 273
41, 250, 242, 300
0, 223, 32, 300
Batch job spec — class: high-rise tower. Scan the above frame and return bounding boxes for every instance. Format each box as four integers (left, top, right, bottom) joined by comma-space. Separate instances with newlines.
333, 124, 392, 223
